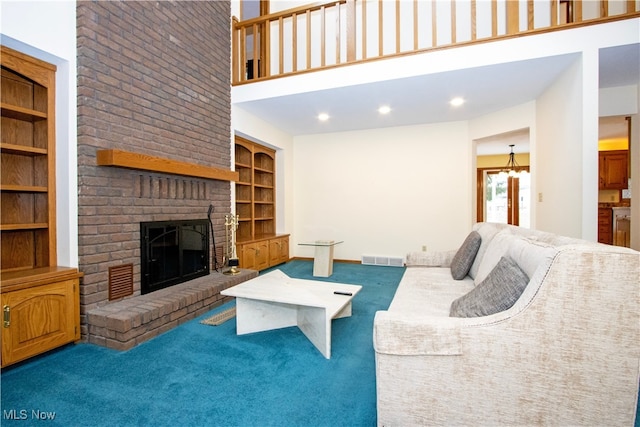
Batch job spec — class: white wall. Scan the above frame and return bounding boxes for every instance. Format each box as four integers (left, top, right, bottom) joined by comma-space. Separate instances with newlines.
1, 1, 78, 267
536, 56, 588, 238
293, 122, 472, 261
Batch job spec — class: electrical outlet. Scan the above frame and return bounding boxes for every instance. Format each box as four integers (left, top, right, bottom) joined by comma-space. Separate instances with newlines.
422, 245, 427, 252
538, 192, 543, 202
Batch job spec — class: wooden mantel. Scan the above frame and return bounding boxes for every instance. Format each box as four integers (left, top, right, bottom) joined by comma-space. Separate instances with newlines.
96, 149, 239, 182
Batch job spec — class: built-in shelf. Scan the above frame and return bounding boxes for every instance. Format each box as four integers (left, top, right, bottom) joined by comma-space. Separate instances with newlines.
0, 184, 48, 192
96, 149, 239, 182
1, 46, 81, 369
0, 143, 48, 156
0, 103, 47, 122
1, 223, 49, 231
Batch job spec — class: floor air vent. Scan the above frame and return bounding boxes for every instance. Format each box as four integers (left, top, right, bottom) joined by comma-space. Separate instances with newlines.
361, 255, 404, 267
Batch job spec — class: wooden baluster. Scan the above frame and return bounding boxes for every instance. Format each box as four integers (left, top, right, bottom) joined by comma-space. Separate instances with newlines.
413, 0, 419, 50
278, 17, 284, 74
292, 13, 298, 72
506, 0, 519, 34
336, 2, 341, 64
264, 18, 271, 78
321, 6, 326, 66
471, 0, 477, 41
601, 0, 608, 17
241, 26, 247, 81
451, 0, 457, 44
432, 0, 438, 47
347, 0, 356, 61
362, 0, 367, 59
306, 10, 312, 69
491, 0, 498, 37
379, 0, 384, 56
396, 0, 401, 53
574, 0, 582, 22
253, 23, 259, 78
628, 0, 637, 13
528, 0, 534, 30
232, 17, 239, 83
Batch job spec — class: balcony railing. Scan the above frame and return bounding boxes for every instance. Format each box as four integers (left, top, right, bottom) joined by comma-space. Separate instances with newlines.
232, 0, 639, 84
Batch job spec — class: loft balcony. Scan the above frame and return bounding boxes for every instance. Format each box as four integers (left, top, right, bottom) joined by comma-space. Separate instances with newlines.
232, 0, 640, 85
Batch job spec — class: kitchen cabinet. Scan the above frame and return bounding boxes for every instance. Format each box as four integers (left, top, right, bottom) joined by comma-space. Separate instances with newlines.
599, 150, 629, 190
598, 208, 612, 245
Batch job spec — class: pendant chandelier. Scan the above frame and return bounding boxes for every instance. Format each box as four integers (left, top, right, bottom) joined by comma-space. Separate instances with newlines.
500, 144, 527, 177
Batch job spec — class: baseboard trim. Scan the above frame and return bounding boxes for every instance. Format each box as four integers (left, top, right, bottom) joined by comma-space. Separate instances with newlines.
289, 257, 361, 264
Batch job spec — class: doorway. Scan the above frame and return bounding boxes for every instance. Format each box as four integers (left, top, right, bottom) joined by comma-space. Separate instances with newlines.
478, 169, 530, 227
475, 129, 531, 227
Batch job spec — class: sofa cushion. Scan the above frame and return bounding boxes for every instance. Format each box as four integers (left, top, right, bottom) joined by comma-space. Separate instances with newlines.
388, 267, 474, 316
468, 223, 509, 280
507, 236, 556, 280
473, 230, 514, 285
449, 256, 529, 317
450, 231, 482, 280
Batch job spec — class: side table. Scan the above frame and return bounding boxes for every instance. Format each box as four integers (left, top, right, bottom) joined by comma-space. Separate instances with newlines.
298, 240, 343, 277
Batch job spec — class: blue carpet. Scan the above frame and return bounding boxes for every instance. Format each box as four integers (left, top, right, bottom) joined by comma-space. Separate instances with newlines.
2, 260, 639, 426
0, 261, 404, 426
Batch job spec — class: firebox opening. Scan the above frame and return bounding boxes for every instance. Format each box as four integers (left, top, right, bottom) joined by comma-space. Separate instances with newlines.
141, 219, 210, 295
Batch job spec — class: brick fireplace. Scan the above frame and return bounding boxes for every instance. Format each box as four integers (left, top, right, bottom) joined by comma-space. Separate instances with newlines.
76, 1, 246, 348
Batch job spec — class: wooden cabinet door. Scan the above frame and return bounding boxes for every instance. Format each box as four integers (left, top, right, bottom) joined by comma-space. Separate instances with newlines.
598, 208, 612, 245
1, 279, 78, 367
238, 242, 256, 270
269, 238, 282, 266
255, 240, 270, 270
599, 151, 628, 189
269, 236, 289, 266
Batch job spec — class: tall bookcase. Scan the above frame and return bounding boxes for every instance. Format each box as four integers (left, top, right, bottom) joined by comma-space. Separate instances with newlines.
0, 46, 82, 367
234, 137, 289, 270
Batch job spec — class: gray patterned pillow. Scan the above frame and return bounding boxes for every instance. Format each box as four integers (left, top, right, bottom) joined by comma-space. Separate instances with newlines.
450, 231, 482, 280
450, 256, 529, 317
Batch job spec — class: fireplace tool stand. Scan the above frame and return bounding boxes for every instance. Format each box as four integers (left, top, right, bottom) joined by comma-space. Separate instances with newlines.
224, 214, 240, 275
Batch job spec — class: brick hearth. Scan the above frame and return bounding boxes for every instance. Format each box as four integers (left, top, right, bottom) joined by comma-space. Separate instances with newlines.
86, 269, 257, 350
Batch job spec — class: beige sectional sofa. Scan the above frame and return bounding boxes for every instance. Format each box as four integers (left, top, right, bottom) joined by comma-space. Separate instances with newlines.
373, 222, 639, 426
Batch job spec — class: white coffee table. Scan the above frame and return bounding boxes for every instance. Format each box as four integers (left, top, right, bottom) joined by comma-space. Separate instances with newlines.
221, 269, 362, 358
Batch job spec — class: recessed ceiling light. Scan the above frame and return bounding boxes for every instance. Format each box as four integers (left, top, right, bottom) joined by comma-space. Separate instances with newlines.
318, 113, 330, 121
450, 97, 465, 107
378, 105, 391, 114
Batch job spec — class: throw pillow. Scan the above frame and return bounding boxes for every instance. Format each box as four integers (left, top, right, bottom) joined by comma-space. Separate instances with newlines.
450, 256, 529, 318
450, 231, 482, 280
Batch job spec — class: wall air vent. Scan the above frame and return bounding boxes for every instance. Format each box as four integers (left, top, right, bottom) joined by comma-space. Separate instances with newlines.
108, 263, 134, 300
361, 255, 405, 267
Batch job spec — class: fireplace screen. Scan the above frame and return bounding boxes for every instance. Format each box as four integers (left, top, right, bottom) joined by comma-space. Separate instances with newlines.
141, 219, 210, 294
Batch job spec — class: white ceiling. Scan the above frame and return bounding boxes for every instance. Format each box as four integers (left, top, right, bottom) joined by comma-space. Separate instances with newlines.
234, 43, 639, 154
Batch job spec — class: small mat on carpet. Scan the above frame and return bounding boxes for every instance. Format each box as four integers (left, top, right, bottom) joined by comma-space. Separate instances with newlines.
200, 306, 236, 326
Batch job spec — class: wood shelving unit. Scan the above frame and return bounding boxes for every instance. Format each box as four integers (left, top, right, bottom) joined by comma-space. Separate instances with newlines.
0, 45, 82, 368
234, 136, 288, 271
